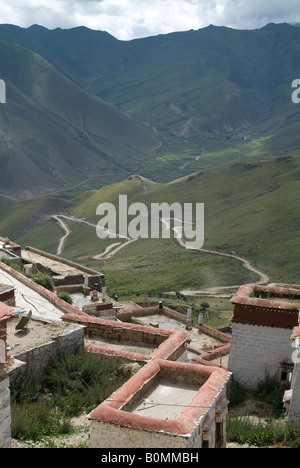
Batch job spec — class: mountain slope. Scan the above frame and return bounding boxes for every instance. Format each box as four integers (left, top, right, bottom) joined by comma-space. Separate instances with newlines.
2, 23, 300, 153
1, 23, 300, 188
0, 36, 159, 198
5, 152, 300, 290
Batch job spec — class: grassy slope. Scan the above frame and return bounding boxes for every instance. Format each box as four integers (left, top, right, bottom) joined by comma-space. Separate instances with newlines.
1, 24, 300, 186
7, 152, 300, 295
0, 36, 159, 198
0, 194, 69, 239
0, 23, 299, 293
88, 24, 300, 159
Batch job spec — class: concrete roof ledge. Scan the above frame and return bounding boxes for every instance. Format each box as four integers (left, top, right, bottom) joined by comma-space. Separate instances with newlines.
89, 359, 231, 437
231, 284, 300, 310
62, 313, 189, 362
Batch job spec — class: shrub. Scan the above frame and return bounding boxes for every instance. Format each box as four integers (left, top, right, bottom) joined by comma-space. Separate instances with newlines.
33, 272, 55, 292
227, 417, 300, 448
10, 373, 42, 405
226, 376, 247, 409
10, 351, 129, 442
11, 402, 72, 441
1, 257, 24, 275
45, 351, 129, 417
255, 373, 290, 416
57, 291, 73, 305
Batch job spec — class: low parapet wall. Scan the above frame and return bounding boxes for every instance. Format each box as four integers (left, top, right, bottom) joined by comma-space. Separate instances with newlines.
231, 284, 300, 329
25, 246, 105, 290
198, 324, 231, 343
118, 305, 189, 325
10, 325, 85, 383
62, 313, 188, 362
192, 344, 231, 370
25, 246, 102, 277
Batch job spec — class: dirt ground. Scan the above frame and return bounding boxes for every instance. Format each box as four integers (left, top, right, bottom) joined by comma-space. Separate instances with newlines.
11, 414, 91, 449
7, 317, 78, 355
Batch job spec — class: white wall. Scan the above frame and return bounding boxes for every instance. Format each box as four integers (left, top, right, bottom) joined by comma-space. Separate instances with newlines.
89, 390, 228, 449
288, 356, 300, 423
0, 377, 11, 448
228, 323, 293, 389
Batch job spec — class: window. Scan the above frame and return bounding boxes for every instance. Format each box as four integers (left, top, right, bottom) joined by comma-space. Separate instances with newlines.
215, 421, 224, 448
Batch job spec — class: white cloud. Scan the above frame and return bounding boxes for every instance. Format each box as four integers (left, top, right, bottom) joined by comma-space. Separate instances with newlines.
0, 0, 300, 40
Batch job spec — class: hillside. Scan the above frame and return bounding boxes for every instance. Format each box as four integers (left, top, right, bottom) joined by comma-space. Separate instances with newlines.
0, 23, 300, 193
0, 36, 159, 198
67, 154, 300, 287
3, 152, 298, 295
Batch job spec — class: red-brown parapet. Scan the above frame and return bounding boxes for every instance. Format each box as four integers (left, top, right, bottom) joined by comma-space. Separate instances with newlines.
0, 302, 15, 322
230, 284, 300, 329
62, 313, 188, 362
89, 359, 230, 436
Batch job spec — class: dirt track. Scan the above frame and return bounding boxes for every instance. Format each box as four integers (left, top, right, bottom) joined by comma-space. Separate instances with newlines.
52, 214, 269, 295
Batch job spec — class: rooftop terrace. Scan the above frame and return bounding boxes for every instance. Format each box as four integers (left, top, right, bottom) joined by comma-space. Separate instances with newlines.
89, 359, 230, 439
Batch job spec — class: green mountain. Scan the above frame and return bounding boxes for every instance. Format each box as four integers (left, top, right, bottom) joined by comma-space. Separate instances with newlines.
0, 34, 159, 198
1, 23, 300, 168
1, 23, 300, 294
3, 152, 299, 295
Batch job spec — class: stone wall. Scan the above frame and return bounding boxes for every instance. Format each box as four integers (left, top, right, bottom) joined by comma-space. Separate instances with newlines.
228, 322, 293, 389
89, 420, 189, 449
0, 377, 11, 448
9, 325, 85, 383
63, 313, 188, 363
198, 324, 231, 344
0, 321, 7, 363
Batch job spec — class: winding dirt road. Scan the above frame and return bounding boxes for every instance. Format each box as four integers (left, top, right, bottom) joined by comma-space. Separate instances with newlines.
52, 215, 71, 256
52, 214, 269, 295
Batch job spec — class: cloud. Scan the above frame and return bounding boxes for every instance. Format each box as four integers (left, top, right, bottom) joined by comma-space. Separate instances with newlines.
0, 0, 300, 40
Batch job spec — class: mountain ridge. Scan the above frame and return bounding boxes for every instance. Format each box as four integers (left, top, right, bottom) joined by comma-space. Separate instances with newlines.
0, 23, 300, 198
0, 33, 159, 198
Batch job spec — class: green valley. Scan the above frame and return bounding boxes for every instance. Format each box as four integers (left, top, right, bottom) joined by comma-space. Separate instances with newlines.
0, 23, 300, 299
1, 151, 298, 298
0, 23, 300, 195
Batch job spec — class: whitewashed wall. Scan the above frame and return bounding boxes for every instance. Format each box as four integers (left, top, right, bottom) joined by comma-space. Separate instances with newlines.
0, 377, 11, 448
228, 323, 293, 389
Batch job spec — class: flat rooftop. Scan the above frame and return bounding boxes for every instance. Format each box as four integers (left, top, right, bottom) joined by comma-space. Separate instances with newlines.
129, 378, 200, 420
89, 359, 230, 436
231, 284, 300, 329
119, 306, 224, 353
22, 250, 86, 277
7, 317, 79, 355
63, 313, 188, 362
0, 266, 65, 322
85, 336, 158, 357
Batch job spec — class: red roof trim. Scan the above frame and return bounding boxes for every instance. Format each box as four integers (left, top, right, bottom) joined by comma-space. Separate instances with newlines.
89, 359, 230, 436
0, 301, 15, 322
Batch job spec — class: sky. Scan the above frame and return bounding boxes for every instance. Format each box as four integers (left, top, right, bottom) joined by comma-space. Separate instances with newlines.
0, 0, 300, 40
